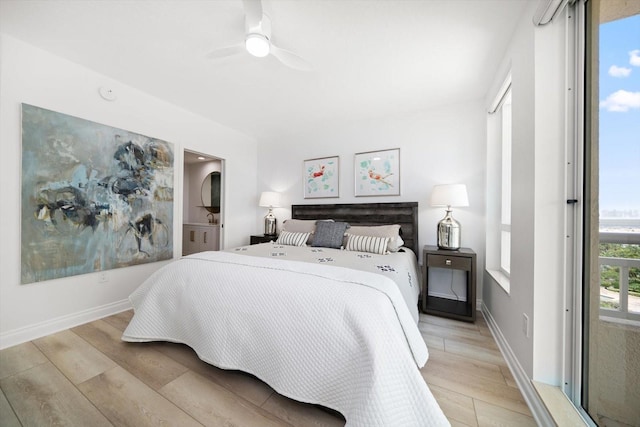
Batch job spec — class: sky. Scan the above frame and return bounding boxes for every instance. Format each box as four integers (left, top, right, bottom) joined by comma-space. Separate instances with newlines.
599, 14, 640, 216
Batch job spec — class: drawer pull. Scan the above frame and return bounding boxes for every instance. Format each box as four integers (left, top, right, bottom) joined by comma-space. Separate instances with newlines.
190, 230, 195, 242
445, 259, 452, 266
204, 232, 207, 244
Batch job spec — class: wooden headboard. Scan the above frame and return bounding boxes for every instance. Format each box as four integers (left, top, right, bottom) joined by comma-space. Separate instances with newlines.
291, 202, 419, 255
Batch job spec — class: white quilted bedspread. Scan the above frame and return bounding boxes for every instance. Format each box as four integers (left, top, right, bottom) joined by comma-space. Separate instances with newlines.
122, 251, 449, 426
231, 242, 422, 324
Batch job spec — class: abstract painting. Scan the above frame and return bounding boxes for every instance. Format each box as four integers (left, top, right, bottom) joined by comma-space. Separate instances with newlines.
304, 156, 339, 198
21, 104, 174, 284
354, 148, 400, 196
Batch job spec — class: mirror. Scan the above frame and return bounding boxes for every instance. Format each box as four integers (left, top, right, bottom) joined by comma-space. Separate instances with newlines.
201, 171, 221, 213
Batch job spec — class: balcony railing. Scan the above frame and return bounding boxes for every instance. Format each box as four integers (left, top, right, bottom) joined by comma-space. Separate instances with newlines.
599, 231, 640, 323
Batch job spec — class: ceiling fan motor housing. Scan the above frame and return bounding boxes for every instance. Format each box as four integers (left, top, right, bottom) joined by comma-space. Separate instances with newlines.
244, 10, 271, 57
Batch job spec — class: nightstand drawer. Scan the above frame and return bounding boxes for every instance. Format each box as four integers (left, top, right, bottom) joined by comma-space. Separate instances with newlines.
427, 254, 472, 271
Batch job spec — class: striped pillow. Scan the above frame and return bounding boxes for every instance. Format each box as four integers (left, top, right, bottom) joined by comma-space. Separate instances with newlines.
345, 233, 389, 255
276, 231, 310, 247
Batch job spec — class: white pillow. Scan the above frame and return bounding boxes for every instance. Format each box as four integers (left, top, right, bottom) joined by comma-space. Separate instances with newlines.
389, 235, 404, 252
345, 233, 389, 255
345, 225, 403, 252
276, 231, 310, 247
281, 219, 317, 233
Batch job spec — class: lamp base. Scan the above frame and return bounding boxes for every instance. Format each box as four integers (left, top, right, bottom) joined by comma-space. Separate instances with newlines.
264, 209, 277, 236
437, 209, 461, 250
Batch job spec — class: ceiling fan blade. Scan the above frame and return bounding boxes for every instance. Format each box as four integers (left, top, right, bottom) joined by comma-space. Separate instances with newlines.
270, 44, 312, 71
242, 0, 263, 31
205, 44, 245, 59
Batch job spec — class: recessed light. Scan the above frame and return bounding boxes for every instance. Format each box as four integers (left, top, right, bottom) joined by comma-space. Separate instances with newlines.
197, 156, 206, 160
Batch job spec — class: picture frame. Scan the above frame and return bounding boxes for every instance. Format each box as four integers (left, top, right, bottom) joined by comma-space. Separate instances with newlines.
303, 156, 340, 198
20, 104, 174, 284
354, 148, 400, 197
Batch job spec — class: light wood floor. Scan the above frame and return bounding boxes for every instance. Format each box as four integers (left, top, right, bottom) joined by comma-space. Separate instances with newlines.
0, 310, 536, 427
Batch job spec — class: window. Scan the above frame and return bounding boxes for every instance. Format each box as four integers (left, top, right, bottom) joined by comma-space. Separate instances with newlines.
486, 75, 512, 292
500, 90, 512, 276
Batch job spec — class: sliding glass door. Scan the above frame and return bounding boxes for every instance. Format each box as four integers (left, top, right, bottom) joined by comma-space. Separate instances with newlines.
583, 1, 640, 424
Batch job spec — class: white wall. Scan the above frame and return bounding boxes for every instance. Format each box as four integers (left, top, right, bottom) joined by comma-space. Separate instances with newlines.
0, 34, 258, 348
483, 7, 536, 377
483, 2, 568, 383
258, 102, 487, 297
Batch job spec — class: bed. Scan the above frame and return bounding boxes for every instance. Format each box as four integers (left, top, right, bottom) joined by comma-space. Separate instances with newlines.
122, 202, 449, 426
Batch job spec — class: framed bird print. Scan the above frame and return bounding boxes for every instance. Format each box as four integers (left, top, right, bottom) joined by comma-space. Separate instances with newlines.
354, 148, 400, 197
304, 156, 339, 198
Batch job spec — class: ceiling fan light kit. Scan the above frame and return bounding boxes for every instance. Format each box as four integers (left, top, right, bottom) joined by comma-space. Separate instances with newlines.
205, 0, 312, 71
245, 33, 270, 57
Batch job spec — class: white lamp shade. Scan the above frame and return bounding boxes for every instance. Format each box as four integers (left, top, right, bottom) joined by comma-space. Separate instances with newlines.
259, 191, 281, 208
430, 184, 469, 207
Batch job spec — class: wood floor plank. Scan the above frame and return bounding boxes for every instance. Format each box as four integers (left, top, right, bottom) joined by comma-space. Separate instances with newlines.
34, 329, 117, 384
0, 341, 48, 379
474, 399, 537, 427
429, 384, 478, 427
476, 318, 494, 338
261, 391, 346, 427
422, 361, 531, 416
159, 370, 291, 427
499, 365, 519, 389
426, 348, 507, 386
450, 420, 475, 427
422, 331, 446, 351
0, 362, 112, 427
443, 337, 507, 367
101, 309, 134, 332
0, 388, 21, 427
150, 340, 275, 407
419, 321, 499, 350
79, 366, 201, 427
72, 319, 188, 390
420, 313, 481, 332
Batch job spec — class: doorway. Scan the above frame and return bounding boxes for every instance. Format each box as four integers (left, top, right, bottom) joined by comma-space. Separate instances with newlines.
183, 150, 225, 255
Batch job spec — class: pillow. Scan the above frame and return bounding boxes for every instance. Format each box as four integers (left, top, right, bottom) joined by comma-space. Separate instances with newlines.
276, 231, 311, 247
282, 219, 334, 245
345, 224, 404, 252
311, 221, 349, 249
389, 235, 405, 252
345, 233, 389, 255
281, 219, 317, 234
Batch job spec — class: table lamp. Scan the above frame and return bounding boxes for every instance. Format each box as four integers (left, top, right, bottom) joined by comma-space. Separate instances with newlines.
259, 191, 281, 236
430, 184, 469, 250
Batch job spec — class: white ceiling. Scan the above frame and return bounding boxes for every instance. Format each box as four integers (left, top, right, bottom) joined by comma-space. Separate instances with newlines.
0, 0, 531, 141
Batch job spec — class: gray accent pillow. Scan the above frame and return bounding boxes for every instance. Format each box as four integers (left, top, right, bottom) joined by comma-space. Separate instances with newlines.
311, 221, 349, 249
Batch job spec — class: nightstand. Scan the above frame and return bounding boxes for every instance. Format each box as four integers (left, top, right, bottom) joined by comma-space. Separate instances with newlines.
250, 234, 277, 245
422, 245, 476, 322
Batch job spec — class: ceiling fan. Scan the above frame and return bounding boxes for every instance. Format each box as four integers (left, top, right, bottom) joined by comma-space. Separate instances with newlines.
206, 0, 312, 71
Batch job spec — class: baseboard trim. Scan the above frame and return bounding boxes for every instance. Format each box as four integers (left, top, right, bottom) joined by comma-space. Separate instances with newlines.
0, 299, 131, 350
481, 303, 555, 426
